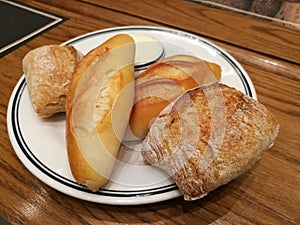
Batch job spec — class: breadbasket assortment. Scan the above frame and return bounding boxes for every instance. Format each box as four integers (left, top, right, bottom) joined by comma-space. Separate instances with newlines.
22, 32, 279, 201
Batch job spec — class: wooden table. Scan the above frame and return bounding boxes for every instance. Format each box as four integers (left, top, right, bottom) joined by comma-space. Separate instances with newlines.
1, 0, 299, 224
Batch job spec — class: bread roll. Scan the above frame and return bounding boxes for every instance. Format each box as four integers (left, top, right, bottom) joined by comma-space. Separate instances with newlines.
23, 45, 82, 117
125, 55, 221, 140
66, 34, 135, 191
141, 83, 279, 201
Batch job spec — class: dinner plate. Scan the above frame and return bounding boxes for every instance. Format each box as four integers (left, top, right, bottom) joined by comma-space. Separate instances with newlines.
7, 26, 256, 205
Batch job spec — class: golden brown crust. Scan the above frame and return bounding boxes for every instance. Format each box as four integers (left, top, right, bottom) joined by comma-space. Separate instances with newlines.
23, 45, 82, 117
125, 55, 222, 140
66, 34, 135, 191
141, 83, 279, 201
66, 125, 105, 191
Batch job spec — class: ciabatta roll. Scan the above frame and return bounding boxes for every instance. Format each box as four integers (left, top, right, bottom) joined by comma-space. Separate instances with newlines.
142, 83, 279, 201
23, 45, 82, 117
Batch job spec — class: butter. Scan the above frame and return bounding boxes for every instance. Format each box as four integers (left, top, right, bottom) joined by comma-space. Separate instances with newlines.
130, 34, 164, 70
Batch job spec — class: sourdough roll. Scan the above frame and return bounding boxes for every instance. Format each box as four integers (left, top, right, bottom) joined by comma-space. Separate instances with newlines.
23, 45, 82, 117
125, 55, 222, 140
66, 34, 135, 191
142, 83, 279, 201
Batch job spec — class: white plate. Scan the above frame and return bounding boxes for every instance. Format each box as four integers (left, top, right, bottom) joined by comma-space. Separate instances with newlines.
7, 26, 256, 205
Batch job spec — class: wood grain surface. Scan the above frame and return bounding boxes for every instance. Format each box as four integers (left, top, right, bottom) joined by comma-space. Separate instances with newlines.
1, 0, 299, 224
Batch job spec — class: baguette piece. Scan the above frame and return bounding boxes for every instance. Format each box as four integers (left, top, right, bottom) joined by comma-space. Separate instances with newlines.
23, 45, 82, 117
141, 83, 279, 201
66, 34, 135, 191
125, 55, 221, 140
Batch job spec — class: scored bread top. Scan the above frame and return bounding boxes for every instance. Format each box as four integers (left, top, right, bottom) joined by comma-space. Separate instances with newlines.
136, 54, 221, 89
125, 54, 222, 140
142, 82, 279, 201
66, 34, 135, 191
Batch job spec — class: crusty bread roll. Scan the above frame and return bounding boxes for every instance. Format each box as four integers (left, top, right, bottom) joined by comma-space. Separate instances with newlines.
66, 34, 135, 191
141, 83, 279, 201
125, 55, 221, 140
23, 45, 82, 117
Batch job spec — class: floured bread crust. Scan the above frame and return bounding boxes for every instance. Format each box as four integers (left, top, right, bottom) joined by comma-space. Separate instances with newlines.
23, 45, 82, 117
141, 83, 279, 201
